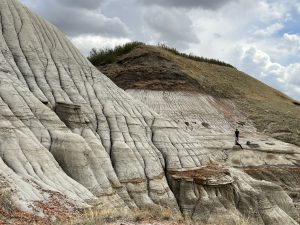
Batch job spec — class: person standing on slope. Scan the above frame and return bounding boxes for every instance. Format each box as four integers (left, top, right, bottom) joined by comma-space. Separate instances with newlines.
235, 128, 243, 149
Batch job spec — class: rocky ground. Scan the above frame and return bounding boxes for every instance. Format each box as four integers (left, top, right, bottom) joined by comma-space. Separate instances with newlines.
0, 0, 299, 224
97, 46, 300, 224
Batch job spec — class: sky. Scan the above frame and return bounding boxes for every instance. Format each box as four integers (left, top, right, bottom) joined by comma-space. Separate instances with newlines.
19, 0, 300, 100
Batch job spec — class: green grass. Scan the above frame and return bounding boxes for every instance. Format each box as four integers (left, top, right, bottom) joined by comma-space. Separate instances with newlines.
88, 41, 235, 69
157, 43, 236, 69
87, 42, 145, 65
91, 41, 300, 147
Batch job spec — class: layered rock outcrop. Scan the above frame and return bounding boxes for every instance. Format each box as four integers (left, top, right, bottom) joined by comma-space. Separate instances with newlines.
0, 1, 299, 224
127, 90, 300, 223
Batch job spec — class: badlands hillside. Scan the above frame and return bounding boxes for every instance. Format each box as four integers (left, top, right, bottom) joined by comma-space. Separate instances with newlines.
0, 0, 299, 224
95, 43, 300, 147
93, 43, 300, 223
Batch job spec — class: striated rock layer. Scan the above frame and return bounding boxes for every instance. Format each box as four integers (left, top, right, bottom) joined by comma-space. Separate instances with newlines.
0, 0, 299, 224
127, 90, 300, 223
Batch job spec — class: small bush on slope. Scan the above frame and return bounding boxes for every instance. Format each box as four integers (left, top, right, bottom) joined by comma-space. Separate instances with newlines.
0, 176, 13, 213
88, 41, 235, 69
88, 42, 145, 65
0, 176, 13, 223
0, 190, 13, 213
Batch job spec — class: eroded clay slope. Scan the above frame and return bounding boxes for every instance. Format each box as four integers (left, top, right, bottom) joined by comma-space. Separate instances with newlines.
0, 0, 299, 224
126, 89, 300, 223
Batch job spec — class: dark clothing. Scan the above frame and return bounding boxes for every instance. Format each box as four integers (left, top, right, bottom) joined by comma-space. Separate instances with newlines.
235, 129, 243, 149
235, 130, 240, 142
235, 130, 239, 138
236, 142, 243, 149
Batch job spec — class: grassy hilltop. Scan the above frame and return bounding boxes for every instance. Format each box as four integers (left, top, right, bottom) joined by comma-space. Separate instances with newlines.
89, 42, 300, 146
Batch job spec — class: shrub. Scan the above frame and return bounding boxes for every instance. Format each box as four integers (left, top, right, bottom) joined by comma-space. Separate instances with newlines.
87, 41, 235, 69
0, 189, 13, 213
87, 41, 145, 65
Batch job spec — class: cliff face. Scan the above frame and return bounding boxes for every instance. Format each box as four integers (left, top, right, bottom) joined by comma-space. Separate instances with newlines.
0, 1, 299, 224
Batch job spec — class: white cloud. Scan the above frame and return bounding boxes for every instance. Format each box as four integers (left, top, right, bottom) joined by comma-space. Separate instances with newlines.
58, 0, 104, 9
19, 0, 300, 99
283, 33, 300, 52
283, 33, 300, 43
256, 1, 290, 22
144, 8, 198, 49
240, 46, 300, 99
70, 35, 131, 56
20, 0, 130, 37
241, 46, 282, 77
294, 86, 300, 94
254, 23, 283, 37
297, 3, 300, 13
284, 64, 300, 86
137, 0, 235, 10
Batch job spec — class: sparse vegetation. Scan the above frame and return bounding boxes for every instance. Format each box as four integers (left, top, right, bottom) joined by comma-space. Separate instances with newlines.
61, 207, 255, 225
62, 206, 188, 225
157, 43, 236, 68
206, 212, 255, 225
0, 176, 13, 213
92, 41, 300, 147
0, 189, 13, 213
88, 41, 235, 68
0, 176, 13, 224
88, 41, 145, 65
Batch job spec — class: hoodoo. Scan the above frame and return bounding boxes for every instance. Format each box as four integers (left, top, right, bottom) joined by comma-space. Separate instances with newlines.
0, 1, 299, 224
